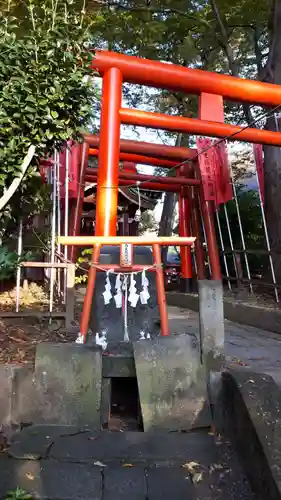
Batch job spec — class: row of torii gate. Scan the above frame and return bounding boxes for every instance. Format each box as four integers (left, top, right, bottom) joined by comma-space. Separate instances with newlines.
56, 50, 281, 342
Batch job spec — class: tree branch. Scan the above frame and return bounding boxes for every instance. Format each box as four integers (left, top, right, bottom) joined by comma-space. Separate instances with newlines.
0, 146, 35, 213
209, 0, 254, 125
92, 0, 209, 23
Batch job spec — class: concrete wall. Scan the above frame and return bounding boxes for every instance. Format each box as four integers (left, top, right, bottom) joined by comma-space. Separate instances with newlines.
166, 291, 281, 334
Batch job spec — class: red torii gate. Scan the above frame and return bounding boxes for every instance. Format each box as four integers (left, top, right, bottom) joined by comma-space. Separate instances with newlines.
60, 50, 281, 340
89, 50, 281, 269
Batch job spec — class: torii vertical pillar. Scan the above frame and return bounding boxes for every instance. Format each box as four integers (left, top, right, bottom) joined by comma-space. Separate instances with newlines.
79, 67, 123, 339
95, 67, 123, 236
178, 167, 193, 292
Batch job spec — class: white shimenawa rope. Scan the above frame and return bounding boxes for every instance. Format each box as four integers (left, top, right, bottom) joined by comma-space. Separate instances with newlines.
74, 263, 159, 345
123, 275, 129, 342
134, 181, 141, 222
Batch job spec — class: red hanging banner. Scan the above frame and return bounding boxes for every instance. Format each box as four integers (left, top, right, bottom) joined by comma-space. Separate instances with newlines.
253, 144, 264, 206
39, 159, 52, 184
122, 161, 137, 173
59, 142, 79, 199
213, 140, 233, 206
196, 137, 216, 201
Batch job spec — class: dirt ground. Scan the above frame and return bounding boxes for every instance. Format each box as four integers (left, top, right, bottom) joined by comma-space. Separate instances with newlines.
0, 283, 78, 365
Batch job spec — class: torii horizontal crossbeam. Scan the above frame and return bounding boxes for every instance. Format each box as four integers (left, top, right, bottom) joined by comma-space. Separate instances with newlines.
92, 50, 281, 107
120, 108, 281, 147
84, 134, 197, 161
88, 148, 178, 169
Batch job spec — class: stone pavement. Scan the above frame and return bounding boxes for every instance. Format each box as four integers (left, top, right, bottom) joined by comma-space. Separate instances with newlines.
0, 425, 255, 500
168, 306, 281, 385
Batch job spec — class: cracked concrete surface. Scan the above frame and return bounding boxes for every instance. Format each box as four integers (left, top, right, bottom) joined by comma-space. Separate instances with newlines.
1, 426, 256, 500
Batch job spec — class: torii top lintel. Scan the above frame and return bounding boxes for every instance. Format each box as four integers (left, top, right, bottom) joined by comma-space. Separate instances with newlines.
92, 50, 281, 108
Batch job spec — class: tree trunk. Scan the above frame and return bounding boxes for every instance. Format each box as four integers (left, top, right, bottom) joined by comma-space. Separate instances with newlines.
263, 0, 281, 283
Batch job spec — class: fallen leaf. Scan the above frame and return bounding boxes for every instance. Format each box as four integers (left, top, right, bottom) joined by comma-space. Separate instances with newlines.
181, 461, 199, 472
8, 336, 24, 343
210, 463, 224, 473
192, 472, 203, 484
16, 329, 30, 341
25, 472, 35, 480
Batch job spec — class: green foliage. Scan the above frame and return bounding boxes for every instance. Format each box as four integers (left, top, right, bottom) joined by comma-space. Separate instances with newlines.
2, 174, 52, 239
0, 245, 35, 280
75, 247, 92, 284
4, 488, 32, 500
92, 0, 271, 125
0, 0, 96, 222
218, 187, 266, 276
220, 188, 263, 248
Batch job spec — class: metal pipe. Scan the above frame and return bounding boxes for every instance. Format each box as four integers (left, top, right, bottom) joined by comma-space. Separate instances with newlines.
120, 108, 281, 147
223, 204, 239, 283
253, 142, 279, 302
229, 164, 253, 293
215, 209, 231, 290
56, 150, 61, 296
92, 50, 281, 107
63, 146, 70, 301
95, 67, 123, 236
15, 218, 23, 313
49, 152, 57, 321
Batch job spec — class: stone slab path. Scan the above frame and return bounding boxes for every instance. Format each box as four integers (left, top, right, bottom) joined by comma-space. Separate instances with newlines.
168, 306, 281, 385
0, 425, 255, 500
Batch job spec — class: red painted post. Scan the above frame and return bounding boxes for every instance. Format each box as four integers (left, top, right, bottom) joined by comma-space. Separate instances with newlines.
152, 243, 170, 336
198, 93, 222, 280
190, 186, 205, 280
177, 167, 193, 292
79, 67, 122, 340
179, 195, 193, 290
79, 244, 101, 341
95, 67, 123, 236
70, 143, 89, 263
